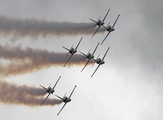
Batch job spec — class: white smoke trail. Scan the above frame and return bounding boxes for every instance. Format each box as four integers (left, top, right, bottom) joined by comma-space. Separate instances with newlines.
0, 44, 93, 76
0, 15, 104, 40
0, 80, 62, 106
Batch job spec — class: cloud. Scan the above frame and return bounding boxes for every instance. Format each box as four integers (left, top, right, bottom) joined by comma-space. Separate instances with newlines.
129, 0, 163, 74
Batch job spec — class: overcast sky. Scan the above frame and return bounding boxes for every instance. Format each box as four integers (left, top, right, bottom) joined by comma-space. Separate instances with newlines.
0, 0, 163, 120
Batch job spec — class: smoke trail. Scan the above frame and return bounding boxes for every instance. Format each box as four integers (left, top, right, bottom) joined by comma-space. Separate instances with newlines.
0, 80, 62, 106
0, 44, 94, 76
0, 15, 104, 40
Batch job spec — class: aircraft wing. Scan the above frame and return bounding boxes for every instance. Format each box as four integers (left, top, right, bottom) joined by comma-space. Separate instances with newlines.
39, 85, 48, 91
91, 64, 101, 77
112, 14, 120, 28
102, 9, 110, 21
62, 46, 70, 52
41, 93, 50, 105
101, 32, 111, 45
53, 76, 61, 89
79, 51, 87, 57
81, 59, 91, 72
92, 42, 100, 55
69, 85, 77, 98
55, 95, 64, 101
75, 37, 83, 50
64, 54, 73, 67
89, 18, 98, 24
91, 26, 100, 38
102, 47, 110, 61
57, 103, 67, 116
102, 25, 107, 29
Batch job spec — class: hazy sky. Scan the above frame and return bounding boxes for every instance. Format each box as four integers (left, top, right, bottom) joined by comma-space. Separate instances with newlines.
0, 0, 163, 120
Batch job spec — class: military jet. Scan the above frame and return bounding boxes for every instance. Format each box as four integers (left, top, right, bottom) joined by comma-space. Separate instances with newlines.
79, 42, 100, 72
89, 9, 110, 38
55, 85, 77, 116
101, 14, 120, 44
40, 76, 61, 105
91, 47, 110, 77
62, 37, 83, 67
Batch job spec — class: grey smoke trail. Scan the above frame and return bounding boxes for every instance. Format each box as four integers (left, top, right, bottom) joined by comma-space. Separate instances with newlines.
0, 15, 104, 40
0, 44, 94, 76
0, 80, 62, 106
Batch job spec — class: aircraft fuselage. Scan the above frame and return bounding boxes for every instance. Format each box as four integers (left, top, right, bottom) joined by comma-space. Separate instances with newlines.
96, 58, 105, 65
87, 53, 94, 59
105, 25, 114, 32
69, 48, 77, 54
62, 96, 71, 103
47, 87, 54, 94
97, 20, 104, 26
109, 27, 115, 32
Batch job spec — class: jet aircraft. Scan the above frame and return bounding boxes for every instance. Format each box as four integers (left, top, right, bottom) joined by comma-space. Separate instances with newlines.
62, 37, 83, 67
91, 47, 110, 77
40, 76, 61, 105
55, 85, 77, 116
79, 42, 100, 72
89, 9, 110, 38
101, 14, 120, 44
